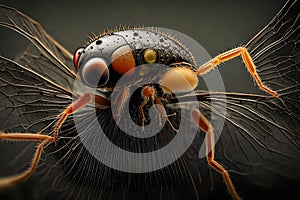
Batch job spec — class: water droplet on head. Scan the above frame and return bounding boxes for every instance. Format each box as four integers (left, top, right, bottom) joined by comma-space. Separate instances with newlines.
96, 40, 102, 45
135, 43, 143, 50
162, 41, 170, 48
144, 41, 150, 47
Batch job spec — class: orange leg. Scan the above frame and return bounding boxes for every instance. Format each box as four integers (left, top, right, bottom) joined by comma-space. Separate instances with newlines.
139, 86, 156, 128
0, 134, 51, 188
0, 93, 110, 188
140, 86, 178, 132
139, 100, 148, 127
153, 97, 178, 132
191, 109, 241, 200
54, 93, 110, 140
54, 93, 92, 140
112, 87, 129, 118
197, 47, 279, 98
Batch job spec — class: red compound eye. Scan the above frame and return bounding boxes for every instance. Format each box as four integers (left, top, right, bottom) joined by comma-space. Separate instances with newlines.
73, 47, 84, 70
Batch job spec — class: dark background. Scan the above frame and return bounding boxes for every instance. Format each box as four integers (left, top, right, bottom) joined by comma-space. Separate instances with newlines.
0, 0, 289, 200
0, 0, 286, 93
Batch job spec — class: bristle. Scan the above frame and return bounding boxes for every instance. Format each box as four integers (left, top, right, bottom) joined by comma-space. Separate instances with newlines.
82, 25, 196, 64
84, 25, 145, 46
145, 27, 196, 65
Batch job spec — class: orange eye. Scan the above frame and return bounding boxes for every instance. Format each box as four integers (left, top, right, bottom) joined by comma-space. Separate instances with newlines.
111, 45, 136, 75
73, 47, 84, 70
81, 58, 109, 87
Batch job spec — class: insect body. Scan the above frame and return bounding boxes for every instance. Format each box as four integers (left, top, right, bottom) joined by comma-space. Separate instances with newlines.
74, 29, 199, 129
0, 27, 277, 200
0, 1, 299, 200
75, 29, 197, 86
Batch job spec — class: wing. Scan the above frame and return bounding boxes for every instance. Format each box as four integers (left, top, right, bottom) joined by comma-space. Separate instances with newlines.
170, 0, 300, 189
0, 5, 76, 133
0, 56, 73, 133
0, 2, 299, 199
0, 4, 76, 91
246, 0, 300, 98
187, 92, 299, 183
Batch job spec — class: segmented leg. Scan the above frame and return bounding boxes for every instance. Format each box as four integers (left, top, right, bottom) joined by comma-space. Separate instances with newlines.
0, 134, 51, 188
153, 96, 178, 132
139, 100, 148, 127
112, 87, 129, 119
197, 47, 279, 98
191, 109, 241, 200
0, 93, 110, 188
54, 93, 110, 140
139, 86, 178, 132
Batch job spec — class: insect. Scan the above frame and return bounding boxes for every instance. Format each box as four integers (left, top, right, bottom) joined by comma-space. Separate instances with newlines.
0, 1, 299, 200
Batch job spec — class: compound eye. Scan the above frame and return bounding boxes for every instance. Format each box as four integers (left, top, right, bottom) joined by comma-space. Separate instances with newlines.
82, 58, 109, 87
111, 45, 136, 75
73, 47, 84, 70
